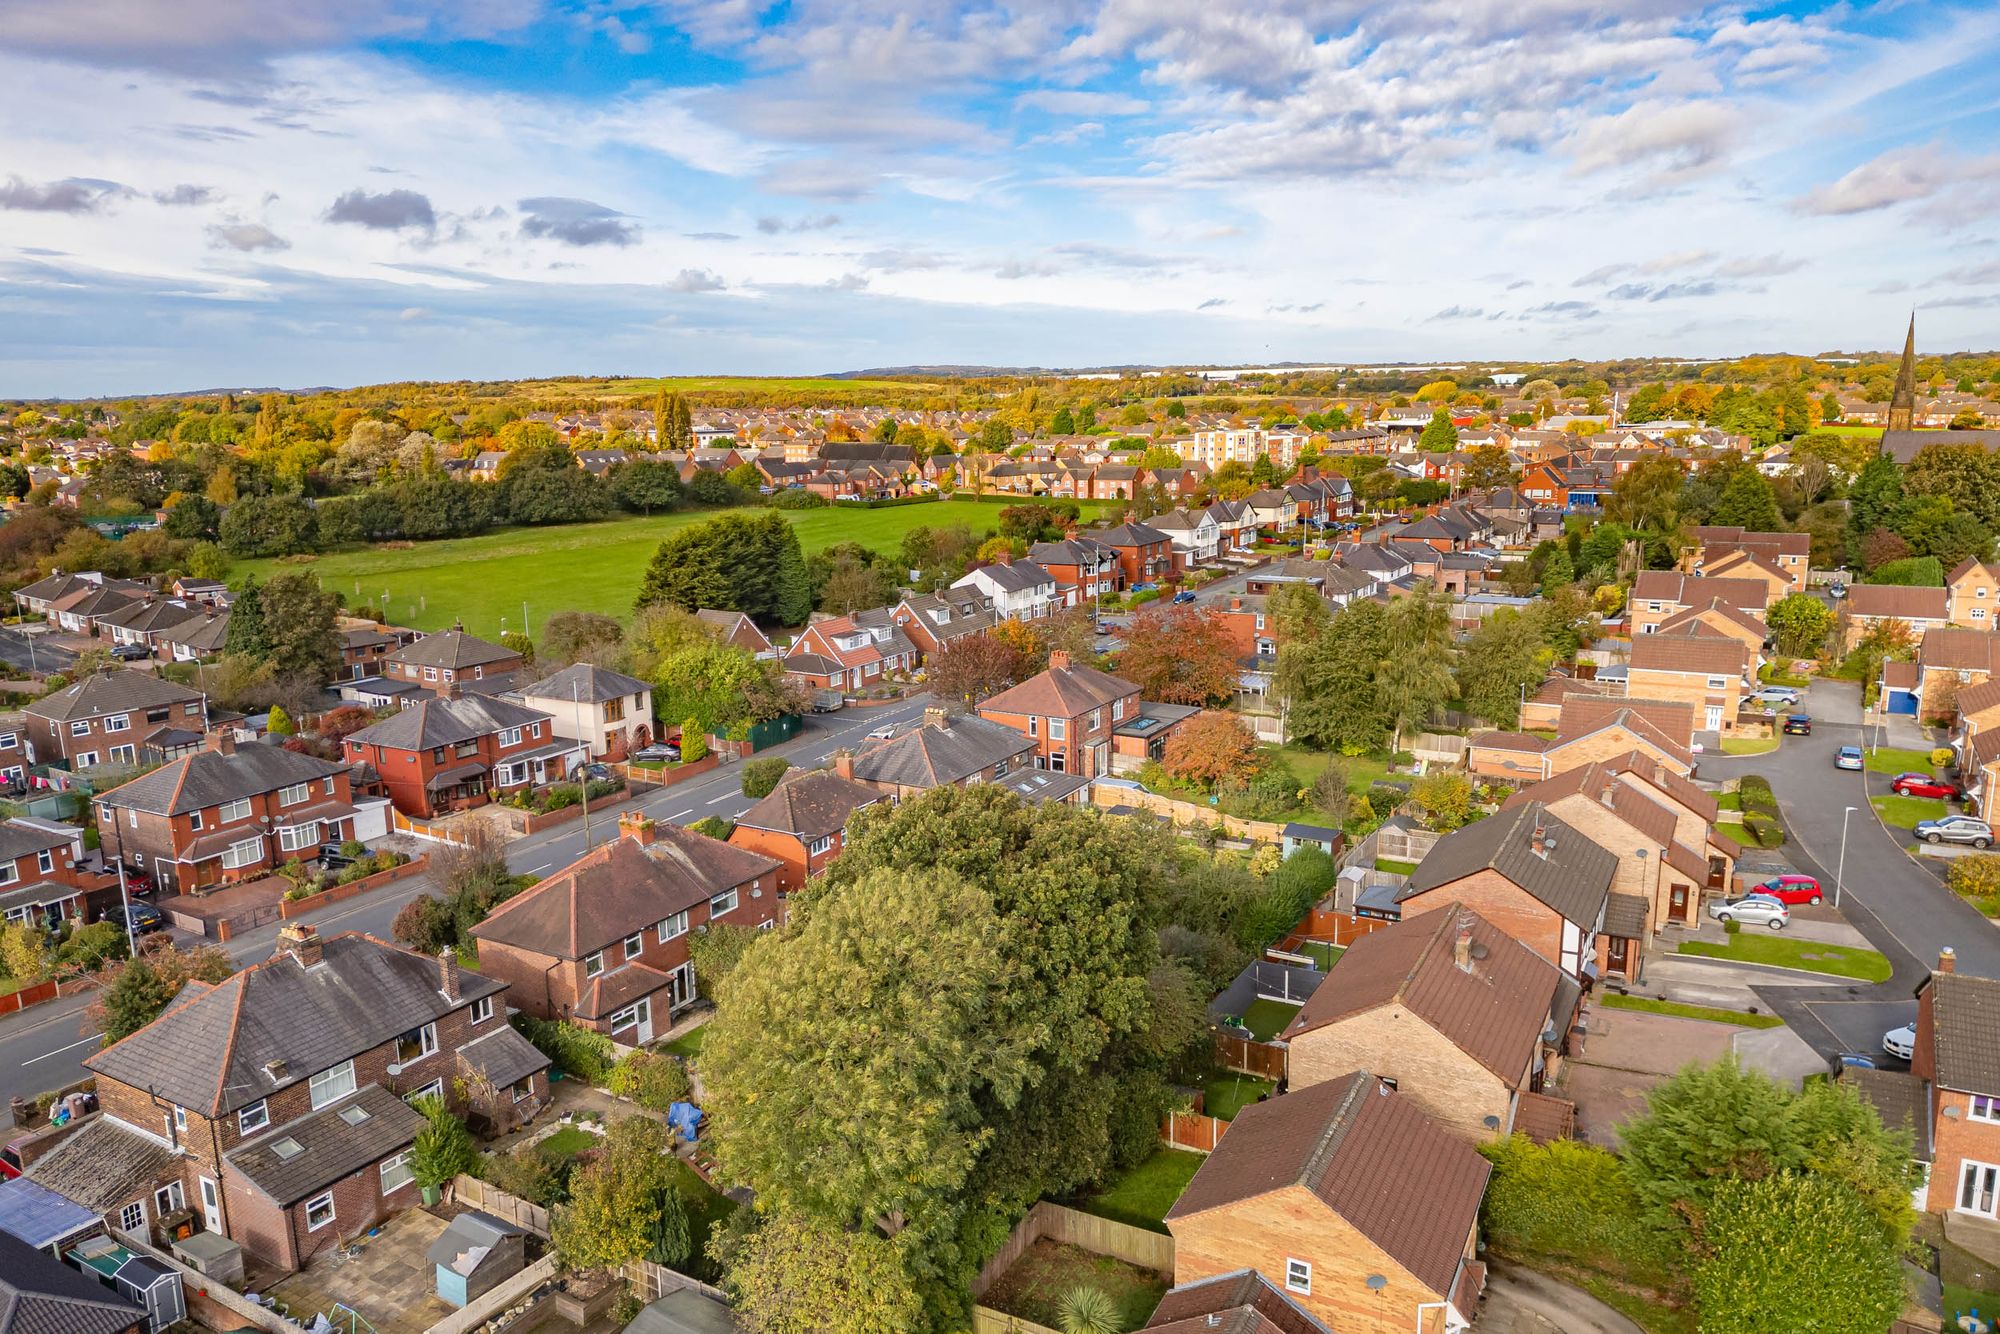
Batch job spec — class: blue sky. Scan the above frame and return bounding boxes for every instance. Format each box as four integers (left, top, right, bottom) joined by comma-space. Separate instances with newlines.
2, 0, 1999, 395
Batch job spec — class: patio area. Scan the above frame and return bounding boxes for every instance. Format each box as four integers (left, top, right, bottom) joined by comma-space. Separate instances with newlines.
258, 1207, 456, 1334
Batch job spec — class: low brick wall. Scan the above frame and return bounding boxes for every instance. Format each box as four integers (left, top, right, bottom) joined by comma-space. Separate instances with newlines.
511, 784, 658, 835
277, 854, 430, 919
613, 752, 722, 790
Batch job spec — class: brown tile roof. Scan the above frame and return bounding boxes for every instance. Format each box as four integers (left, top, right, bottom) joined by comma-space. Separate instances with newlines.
1881, 660, 1920, 690
1925, 971, 2000, 1095
1164, 1072, 1490, 1299
733, 768, 879, 839
1143, 1271, 1334, 1334
1556, 696, 1695, 749
1404, 802, 1616, 927
1629, 634, 1750, 677
1630, 571, 1769, 612
1955, 678, 2000, 719
1469, 730, 1549, 754
471, 829, 780, 958
1702, 549, 1791, 585
1920, 627, 2000, 674
1844, 584, 1948, 622
1601, 750, 1717, 822
1656, 598, 1768, 640
1281, 905, 1566, 1083
1511, 1090, 1576, 1146
979, 661, 1138, 719
1689, 525, 1809, 557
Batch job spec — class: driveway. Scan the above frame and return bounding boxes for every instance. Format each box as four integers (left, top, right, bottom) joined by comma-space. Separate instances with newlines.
1564, 1009, 1736, 1146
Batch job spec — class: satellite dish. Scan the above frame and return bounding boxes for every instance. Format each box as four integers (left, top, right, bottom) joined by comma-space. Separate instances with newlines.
1366, 1275, 1388, 1291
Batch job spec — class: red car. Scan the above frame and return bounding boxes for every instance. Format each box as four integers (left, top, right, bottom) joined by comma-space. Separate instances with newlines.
1891, 772, 1961, 800
1751, 875, 1824, 905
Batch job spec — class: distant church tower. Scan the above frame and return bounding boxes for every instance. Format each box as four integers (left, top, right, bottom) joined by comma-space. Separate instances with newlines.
1887, 313, 1917, 433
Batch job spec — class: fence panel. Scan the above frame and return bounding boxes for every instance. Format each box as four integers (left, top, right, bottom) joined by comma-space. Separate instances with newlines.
973, 1309, 1062, 1334
1037, 1203, 1175, 1272
1162, 1110, 1226, 1153
1214, 1032, 1287, 1080
451, 1175, 550, 1236
619, 1260, 730, 1306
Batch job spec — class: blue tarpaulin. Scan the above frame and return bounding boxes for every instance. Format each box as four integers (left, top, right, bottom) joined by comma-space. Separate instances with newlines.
0, 1176, 99, 1249
666, 1101, 703, 1145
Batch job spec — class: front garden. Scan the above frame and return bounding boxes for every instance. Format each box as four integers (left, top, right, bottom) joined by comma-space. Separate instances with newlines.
1676, 933, 1892, 982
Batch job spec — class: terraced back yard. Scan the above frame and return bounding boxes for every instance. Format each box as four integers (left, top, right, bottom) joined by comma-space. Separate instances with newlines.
234, 498, 1105, 639
980, 1239, 1167, 1331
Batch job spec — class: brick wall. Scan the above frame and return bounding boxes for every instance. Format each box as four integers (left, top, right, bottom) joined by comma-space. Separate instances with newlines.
1287, 1005, 1517, 1145
1399, 872, 1565, 976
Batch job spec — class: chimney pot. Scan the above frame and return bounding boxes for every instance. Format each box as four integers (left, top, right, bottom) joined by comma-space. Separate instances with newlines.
923, 706, 948, 730
618, 810, 657, 846
211, 729, 237, 756
276, 922, 322, 967
1940, 946, 1957, 974
1454, 919, 1474, 972
1049, 649, 1072, 672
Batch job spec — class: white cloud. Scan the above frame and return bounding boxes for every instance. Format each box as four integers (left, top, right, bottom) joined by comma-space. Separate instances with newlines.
1014, 90, 1149, 116
1796, 144, 2000, 216
1568, 101, 1739, 185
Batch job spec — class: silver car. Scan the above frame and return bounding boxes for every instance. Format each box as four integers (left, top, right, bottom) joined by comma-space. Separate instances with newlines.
1753, 685, 1801, 707
1915, 815, 1994, 848
1709, 894, 1790, 930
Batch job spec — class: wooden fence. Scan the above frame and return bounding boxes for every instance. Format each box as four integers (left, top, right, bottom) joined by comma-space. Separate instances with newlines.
1085, 784, 1286, 843
1162, 1109, 1226, 1153
974, 1309, 1062, 1334
619, 1259, 731, 1306
972, 1202, 1175, 1306
392, 809, 477, 845
1287, 908, 1398, 949
0, 975, 64, 1017
1214, 1031, 1287, 1080
450, 1174, 550, 1237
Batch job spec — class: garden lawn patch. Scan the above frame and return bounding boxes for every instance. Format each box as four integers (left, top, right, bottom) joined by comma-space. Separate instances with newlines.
979, 1238, 1167, 1331
667, 1157, 736, 1281
1865, 746, 1942, 776
1714, 820, 1770, 850
1238, 997, 1303, 1041
1599, 994, 1784, 1029
233, 498, 1105, 639
661, 1026, 707, 1059
1677, 936, 1892, 982
1872, 793, 1947, 830
1374, 858, 1418, 876
533, 1126, 597, 1164
1076, 1149, 1206, 1234
1202, 1073, 1275, 1122
1713, 792, 1741, 811
1719, 737, 1779, 756
1295, 941, 1344, 971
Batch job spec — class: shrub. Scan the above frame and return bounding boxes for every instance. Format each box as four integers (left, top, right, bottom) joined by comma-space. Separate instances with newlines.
680, 719, 708, 764
1723, 917, 1741, 935
1691, 1172, 1903, 1334
1237, 846, 1336, 949
1479, 1135, 1676, 1285
340, 839, 366, 858
687, 815, 733, 840
1410, 770, 1474, 830
514, 1014, 617, 1085
741, 756, 790, 800
409, 1095, 480, 1190
770, 488, 828, 509
1932, 746, 1956, 770
606, 1050, 692, 1112
1949, 854, 2000, 914
394, 895, 456, 954
54, 921, 126, 970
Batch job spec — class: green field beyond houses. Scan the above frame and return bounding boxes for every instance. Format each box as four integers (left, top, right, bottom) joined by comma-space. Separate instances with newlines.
233, 498, 1104, 640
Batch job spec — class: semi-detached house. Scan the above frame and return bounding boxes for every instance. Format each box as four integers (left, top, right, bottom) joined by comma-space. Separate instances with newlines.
977, 652, 1140, 779
25, 670, 208, 771
343, 690, 583, 819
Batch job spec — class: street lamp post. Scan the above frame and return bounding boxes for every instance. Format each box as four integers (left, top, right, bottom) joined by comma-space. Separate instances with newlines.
1836, 805, 1856, 908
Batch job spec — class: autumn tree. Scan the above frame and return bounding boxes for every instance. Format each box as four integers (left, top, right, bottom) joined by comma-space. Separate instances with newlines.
91, 942, 235, 1043
540, 610, 625, 668
1115, 605, 1241, 706
1765, 594, 1835, 660
257, 570, 342, 684
1161, 711, 1259, 789
924, 632, 1028, 707
551, 1116, 677, 1270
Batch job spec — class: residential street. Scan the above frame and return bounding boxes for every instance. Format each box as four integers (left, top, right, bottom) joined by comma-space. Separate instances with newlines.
0, 693, 937, 1106
1697, 678, 1996, 1062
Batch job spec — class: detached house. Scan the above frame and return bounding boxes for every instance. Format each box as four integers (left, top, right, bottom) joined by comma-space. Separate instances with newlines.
1149, 508, 1222, 565
511, 663, 654, 760
83, 926, 549, 1273
95, 733, 364, 895
24, 671, 207, 772
728, 767, 882, 895
977, 652, 1140, 779
1281, 906, 1580, 1145
471, 814, 781, 1042
839, 709, 1035, 799
694, 609, 776, 658
782, 612, 917, 694
1628, 572, 1770, 635
344, 692, 583, 818
1682, 526, 1809, 591
1164, 1072, 1490, 1334
1029, 538, 1119, 603
381, 627, 524, 695
1091, 521, 1179, 588
1627, 632, 1753, 734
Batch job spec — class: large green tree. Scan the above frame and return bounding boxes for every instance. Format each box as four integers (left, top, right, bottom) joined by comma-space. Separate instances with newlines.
1708, 469, 1782, 531
1845, 454, 1904, 567
725, 1213, 925, 1334
1375, 588, 1457, 753
1691, 1173, 1904, 1334
1418, 407, 1459, 451
1765, 593, 1835, 659
256, 570, 342, 683
222, 576, 269, 658
1277, 598, 1391, 753
635, 511, 810, 625
1454, 611, 1549, 725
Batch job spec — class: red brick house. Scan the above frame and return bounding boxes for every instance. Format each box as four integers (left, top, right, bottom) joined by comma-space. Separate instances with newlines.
94, 732, 360, 895
0, 817, 95, 929
695, 608, 775, 657
82, 926, 548, 1272
1092, 521, 1179, 587
1912, 949, 2000, 1221
472, 814, 781, 1041
728, 767, 882, 897
24, 670, 208, 772
343, 691, 584, 818
977, 651, 1141, 778
890, 590, 998, 663
1028, 537, 1120, 601
381, 626, 524, 694
782, 611, 916, 693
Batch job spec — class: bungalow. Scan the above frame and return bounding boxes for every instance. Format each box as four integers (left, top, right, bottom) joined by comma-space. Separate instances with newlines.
695, 609, 776, 658
783, 612, 917, 693
382, 627, 525, 695
838, 709, 1036, 799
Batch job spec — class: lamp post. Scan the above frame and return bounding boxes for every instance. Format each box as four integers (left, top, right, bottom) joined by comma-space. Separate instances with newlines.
1836, 805, 1856, 908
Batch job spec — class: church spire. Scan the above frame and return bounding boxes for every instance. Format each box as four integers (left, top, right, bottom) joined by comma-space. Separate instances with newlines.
1888, 312, 1917, 433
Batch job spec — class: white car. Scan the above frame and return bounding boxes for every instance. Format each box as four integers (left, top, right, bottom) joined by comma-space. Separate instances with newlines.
1882, 1023, 1917, 1061
1709, 894, 1790, 930
1753, 685, 1801, 707
864, 723, 898, 742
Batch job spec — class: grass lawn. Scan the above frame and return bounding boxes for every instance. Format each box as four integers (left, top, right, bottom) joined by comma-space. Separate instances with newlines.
1293, 941, 1344, 970
661, 1025, 707, 1059
1715, 819, 1777, 849
1600, 993, 1784, 1029
979, 1239, 1167, 1330
1865, 745, 1942, 776
1202, 1073, 1276, 1121
1262, 745, 1393, 796
1719, 736, 1779, 756
1076, 1149, 1206, 1233
1714, 791, 1741, 811
1872, 793, 1947, 830
1237, 997, 1303, 1041
533, 1126, 598, 1163
1678, 935, 1893, 982
1375, 857, 1418, 876
233, 498, 1105, 639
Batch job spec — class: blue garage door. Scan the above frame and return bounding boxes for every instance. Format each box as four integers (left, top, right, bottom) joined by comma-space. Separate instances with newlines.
1885, 688, 1919, 716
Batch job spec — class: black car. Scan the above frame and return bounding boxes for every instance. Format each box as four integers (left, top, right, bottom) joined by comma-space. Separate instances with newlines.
317, 844, 357, 870
117, 903, 165, 934
1783, 714, 1812, 735
110, 643, 150, 662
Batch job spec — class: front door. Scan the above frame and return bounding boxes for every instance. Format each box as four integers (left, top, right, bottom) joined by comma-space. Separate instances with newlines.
1607, 936, 1630, 977
1669, 883, 1690, 920
1704, 705, 1724, 730
199, 1176, 221, 1232
1960, 1161, 2000, 1218
634, 997, 653, 1044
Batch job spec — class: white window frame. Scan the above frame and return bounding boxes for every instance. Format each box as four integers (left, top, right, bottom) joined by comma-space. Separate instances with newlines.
395, 1023, 438, 1065
277, 822, 321, 853
74, 751, 98, 768
69, 720, 90, 737
1048, 716, 1065, 740
402, 1079, 444, 1106
0, 863, 18, 888
658, 911, 689, 942
104, 713, 130, 733
1027, 715, 1038, 738
278, 782, 310, 807
499, 726, 523, 747
37, 849, 53, 875
1285, 1258, 1311, 1295
584, 951, 604, 977
1960, 1159, 2000, 1218
220, 837, 265, 871
218, 798, 252, 824
108, 744, 136, 765
513, 1076, 535, 1103
469, 995, 493, 1025
188, 809, 202, 831
709, 888, 738, 918
172, 1105, 187, 1135
808, 835, 833, 856
237, 1099, 269, 1135
1971, 1095, 2000, 1124
119, 1201, 145, 1232
1705, 675, 1728, 690
154, 1181, 184, 1215
379, 1150, 415, 1194
308, 1060, 357, 1111
625, 932, 644, 961
304, 1191, 337, 1231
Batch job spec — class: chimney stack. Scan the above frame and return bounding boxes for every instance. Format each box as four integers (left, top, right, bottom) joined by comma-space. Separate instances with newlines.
618, 810, 657, 846
833, 749, 855, 780
1454, 916, 1474, 972
276, 922, 322, 968
924, 706, 949, 730
211, 728, 237, 756
442, 681, 461, 701
438, 949, 460, 1001
1049, 650, 1072, 672
1940, 946, 1957, 975
1530, 818, 1553, 859
1230, 596, 1243, 611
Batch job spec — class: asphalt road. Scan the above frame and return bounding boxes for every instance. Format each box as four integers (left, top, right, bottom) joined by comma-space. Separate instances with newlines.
1698, 678, 1992, 1064
0, 627, 75, 677
0, 693, 940, 1106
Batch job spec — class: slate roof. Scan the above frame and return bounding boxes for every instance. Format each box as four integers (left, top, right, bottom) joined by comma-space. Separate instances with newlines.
1164, 1072, 1490, 1300
1926, 971, 2000, 1095
471, 828, 779, 959
0, 1229, 143, 1334
1282, 906, 1566, 1083
85, 932, 504, 1117
1603, 892, 1650, 938
994, 768, 1093, 804
1402, 803, 1616, 928
979, 661, 1137, 719
733, 768, 879, 839
97, 742, 345, 816
847, 714, 1034, 789
227, 1084, 424, 1206
517, 663, 650, 704
24, 670, 203, 723
456, 1025, 549, 1091
1883, 428, 2000, 465
1142, 1270, 1333, 1334
0, 820, 72, 864
625, 1289, 743, 1334
966, 560, 1056, 593
346, 694, 550, 751
22, 1117, 178, 1214
1093, 521, 1171, 547
386, 628, 518, 671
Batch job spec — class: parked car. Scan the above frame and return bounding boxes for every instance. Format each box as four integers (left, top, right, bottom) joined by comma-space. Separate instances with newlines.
1709, 894, 1790, 929
117, 866, 154, 897
632, 742, 681, 761
1828, 582, 1847, 600
116, 903, 165, 935
581, 763, 612, 783
1835, 746, 1865, 771
1749, 874, 1823, 905
1131, 582, 1158, 593
1833, 1053, 1878, 1071
317, 844, 356, 871
1172, 589, 1198, 605
1915, 815, 1994, 848
109, 643, 150, 662
1753, 685, 1801, 707
1892, 772, 1961, 799
1882, 1022, 1917, 1061
1783, 714, 1812, 736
